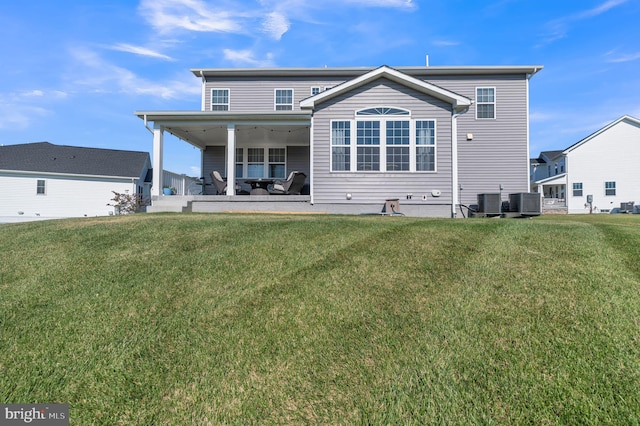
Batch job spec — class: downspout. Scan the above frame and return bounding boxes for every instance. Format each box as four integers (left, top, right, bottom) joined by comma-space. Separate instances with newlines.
142, 114, 153, 134
451, 108, 462, 218
309, 112, 314, 205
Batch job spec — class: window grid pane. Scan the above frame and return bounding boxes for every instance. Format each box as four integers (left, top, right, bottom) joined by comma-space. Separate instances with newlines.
357, 147, 380, 171
476, 88, 495, 119
357, 121, 380, 145
386, 121, 410, 145
331, 121, 351, 171
416, 146, 435, 171
212, 89, 229, 111
332, 121, 351, 145
275, 89, 293, 110
605, 181, 616, 196
332, 147, 351, 171
572, 182, 583, 197
386, 147, 410, 171
416, 121, 435, 145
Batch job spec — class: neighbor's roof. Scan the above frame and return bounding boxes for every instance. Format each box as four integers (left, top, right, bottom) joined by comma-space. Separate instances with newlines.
0, 142, 150, 178
563, 115, 640, 154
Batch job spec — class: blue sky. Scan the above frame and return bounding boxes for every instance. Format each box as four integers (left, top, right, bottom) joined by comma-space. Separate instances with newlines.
1, 0, 638, 176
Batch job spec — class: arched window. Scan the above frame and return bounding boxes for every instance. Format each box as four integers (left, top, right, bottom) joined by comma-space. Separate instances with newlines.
356, 107, 410, 116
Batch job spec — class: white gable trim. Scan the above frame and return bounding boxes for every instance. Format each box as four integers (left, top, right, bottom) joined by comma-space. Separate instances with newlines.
563, 115, 640, 154
300, 65, 472, 112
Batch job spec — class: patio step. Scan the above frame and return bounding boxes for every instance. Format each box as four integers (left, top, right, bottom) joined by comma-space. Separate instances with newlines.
147, 196, 191, 213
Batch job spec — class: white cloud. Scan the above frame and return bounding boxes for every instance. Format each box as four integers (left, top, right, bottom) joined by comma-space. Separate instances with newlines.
262, 11, 290, 40
537, 0, 628, 47
605, 51, 640, 63
0, 94, 52, 130
69, 47, 199, 100
341, 0, 415, 9
109, 43, 175, 61
223, 49, 276, 67
138, 0, 243, 34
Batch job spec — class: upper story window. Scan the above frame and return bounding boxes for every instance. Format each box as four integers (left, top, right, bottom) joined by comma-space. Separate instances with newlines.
605, 181, 616, 196
311, 87, 321, 96
572, 182, 583, 197
275, 89, 293, 110
36, 179, 46, 195
476, 87, 495, 119
211, 89, 229, 111
330, 107, 435, 173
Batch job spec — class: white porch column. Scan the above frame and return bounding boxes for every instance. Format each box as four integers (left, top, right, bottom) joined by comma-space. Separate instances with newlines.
226, 124, 236, 196
152, 124, 164, 198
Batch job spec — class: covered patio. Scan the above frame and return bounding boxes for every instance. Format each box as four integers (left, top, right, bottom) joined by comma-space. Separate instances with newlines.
136, 111, 312, 202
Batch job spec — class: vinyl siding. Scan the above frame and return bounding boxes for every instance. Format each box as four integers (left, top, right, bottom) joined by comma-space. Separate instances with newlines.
427, 75, 530, 206
565, 119, 640, 213
311, 78, 453, 205
204, 77, 347, 112
0, 173, 137, 217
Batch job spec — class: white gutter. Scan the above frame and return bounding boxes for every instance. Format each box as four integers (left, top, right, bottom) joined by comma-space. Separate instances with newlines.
200, 70, 206, 111
142, 114, 153, 134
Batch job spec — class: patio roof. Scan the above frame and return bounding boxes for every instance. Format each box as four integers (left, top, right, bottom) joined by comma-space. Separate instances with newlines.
135, 111, 312, 149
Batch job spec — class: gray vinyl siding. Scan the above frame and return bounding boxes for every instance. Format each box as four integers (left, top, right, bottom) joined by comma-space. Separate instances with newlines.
203, 146, 226, 194
286, 146, 310, 176
312, 78, 453, 205
426, 75, 530, 206
204, 77, 346, 111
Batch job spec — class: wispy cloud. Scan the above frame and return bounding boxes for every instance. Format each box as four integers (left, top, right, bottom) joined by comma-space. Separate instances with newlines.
0, 92, 59, 130
138, 0, 244, 34
109, 43, 175, 61
69, 47, 199, 100
605, 51, 640, 63
537, 0, 628, 47
222, 49, 276, 67
432, 39, 460, 47
262, 11, 290, 40
341, 0, 415, 9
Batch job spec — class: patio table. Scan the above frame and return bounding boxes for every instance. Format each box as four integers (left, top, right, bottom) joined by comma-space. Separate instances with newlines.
244, 178, 275, 195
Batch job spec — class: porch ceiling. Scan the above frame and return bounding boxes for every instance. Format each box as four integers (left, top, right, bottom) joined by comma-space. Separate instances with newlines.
135, 111, 312, 150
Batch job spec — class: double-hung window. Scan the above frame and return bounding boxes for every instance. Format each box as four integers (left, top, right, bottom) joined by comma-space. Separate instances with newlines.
211, 89, 229, 111
36, 179, 46, 195
416, 120, 436, 171
331, 121, 351, 171
386, 121, 410, 171
236, 147, 287, 179
572, 182, 583, 197
476, 87, 495, 119
275, 89, 293, 110
605, 181, 616, 196
356, 121, 380, 171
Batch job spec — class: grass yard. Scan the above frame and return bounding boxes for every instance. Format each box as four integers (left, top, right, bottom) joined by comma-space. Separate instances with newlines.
1, 213, 639, 424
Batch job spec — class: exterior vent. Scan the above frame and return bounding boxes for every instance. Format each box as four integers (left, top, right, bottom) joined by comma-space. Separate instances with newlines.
477, 193, 502, 216
508, 193, 541, 216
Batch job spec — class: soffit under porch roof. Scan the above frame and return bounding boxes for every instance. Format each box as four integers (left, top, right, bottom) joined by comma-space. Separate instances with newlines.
135, 111, 311, 150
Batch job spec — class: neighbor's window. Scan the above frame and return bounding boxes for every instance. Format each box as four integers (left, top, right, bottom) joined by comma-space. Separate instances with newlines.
572, 182, 583, 197
416, 120, 436, 171
36, 179, 45, 195
331, 121, 351, 171
605, 181, 616, 196
476, 87, 495, 119
211, 89, 229, 111
356, 121, 380, 171
275, 89, 293, 110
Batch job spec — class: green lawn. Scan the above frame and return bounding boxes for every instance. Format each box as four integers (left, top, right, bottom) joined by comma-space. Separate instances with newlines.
1, 213, 639, 424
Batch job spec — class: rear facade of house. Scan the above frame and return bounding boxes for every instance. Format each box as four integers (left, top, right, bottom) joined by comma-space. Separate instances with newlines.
139, 65, 542, 217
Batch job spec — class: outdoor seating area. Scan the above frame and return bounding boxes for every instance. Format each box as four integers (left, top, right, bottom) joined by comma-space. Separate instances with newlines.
209, 170, 307, 196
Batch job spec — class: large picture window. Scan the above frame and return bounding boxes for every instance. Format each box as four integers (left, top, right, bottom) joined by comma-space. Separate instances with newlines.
236, 147, 287, 179
476, 87, 495, 119
331, 108, 435, 173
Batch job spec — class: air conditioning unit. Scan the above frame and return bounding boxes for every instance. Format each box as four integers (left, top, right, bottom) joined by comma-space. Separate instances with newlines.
620, 202, 634, 213
477, 193, 502, 216
509, 193, 541, 216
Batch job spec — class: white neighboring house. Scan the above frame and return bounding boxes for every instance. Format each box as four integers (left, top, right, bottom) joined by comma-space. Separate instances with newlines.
531, 115, 640, 214
0, 142, 152, 219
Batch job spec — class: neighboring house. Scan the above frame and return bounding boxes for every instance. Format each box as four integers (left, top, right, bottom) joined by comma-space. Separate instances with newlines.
0, 142, 152, 219
137, 64, 542, 217
530, 115, 640, 214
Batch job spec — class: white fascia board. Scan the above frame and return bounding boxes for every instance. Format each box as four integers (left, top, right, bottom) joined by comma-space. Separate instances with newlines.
563, 115, 640, 154
0, 169, 138, 180
300, 66, 471, 110
533, 173, 567, 185
135, 110, 311, 123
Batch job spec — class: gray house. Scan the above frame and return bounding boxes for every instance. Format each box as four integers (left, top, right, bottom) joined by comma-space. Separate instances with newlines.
0, 142, 152, 219
137, 64, 542, 217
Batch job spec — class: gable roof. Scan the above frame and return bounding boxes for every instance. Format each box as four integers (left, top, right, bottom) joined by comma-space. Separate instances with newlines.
299, 65, 472, 112
0, 142, 150, 178
563, 115, 640, 154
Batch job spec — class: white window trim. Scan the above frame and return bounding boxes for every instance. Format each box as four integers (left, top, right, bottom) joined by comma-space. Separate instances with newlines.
235, 146, 287, 178
475, 86, 496, 120
330, 112, 437, 173
311, 86, 321, 96
36, 179, 46, 195
605, 181, 616, 196
211, 88, 230, 111
274, 88, 294, 111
